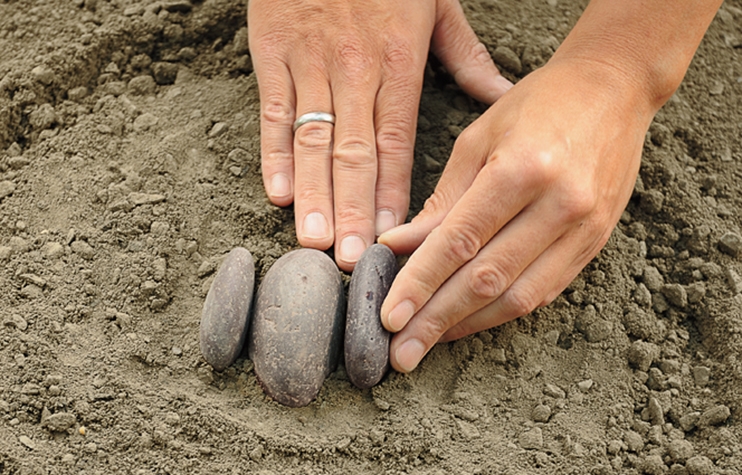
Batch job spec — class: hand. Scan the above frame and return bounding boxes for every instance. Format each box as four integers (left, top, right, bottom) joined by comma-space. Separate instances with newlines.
248, 0, 513, 270
379, 57, 657, 373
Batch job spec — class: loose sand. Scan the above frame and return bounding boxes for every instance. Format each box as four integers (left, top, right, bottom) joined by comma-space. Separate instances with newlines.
1, 0, 741, 473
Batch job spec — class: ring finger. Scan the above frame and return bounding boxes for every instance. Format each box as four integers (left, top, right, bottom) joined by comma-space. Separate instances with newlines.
292, 67, 336, 250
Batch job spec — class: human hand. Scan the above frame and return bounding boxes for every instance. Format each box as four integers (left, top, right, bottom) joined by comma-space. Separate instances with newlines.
378, 58, 657, 373
248, 0, 513, 271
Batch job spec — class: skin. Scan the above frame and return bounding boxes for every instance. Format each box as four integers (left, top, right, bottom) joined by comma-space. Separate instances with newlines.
249, 0, 513, 271
249, 0, 724, 373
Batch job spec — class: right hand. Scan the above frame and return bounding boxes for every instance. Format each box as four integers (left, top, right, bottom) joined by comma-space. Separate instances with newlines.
248, 0, 513, 271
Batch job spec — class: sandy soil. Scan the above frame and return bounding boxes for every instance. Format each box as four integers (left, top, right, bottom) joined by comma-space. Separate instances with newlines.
1, 0, 741, 473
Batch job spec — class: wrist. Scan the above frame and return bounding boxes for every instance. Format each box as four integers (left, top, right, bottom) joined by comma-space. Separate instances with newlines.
549, 0, 723, 113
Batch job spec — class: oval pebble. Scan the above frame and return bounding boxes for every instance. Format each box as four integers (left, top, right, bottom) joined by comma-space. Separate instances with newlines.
345, 244, 397, 389
199, 247, 255, 372
248, 249, 345, 407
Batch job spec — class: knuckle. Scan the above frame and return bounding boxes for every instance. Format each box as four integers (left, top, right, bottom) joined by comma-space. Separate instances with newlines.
451, 125, 484, 158
469, 262, 508, 301
294, 122, 333, 151
294, 180, 328, 204
418, 314, 450, 343
503, 285, 540, 317
558, 185, 598, 222
261, 149, 292, 166
469, 41, 493, 66
453, 126, 478, 149
376, 121, 413, 156
443, 226, 482, 264
382, 38, 416, 73
261, 98, 294, 126
334, 40, 372, 79
333, 136, 375, 170
419, 191, 449, 218
334, 205, 373, 233
523, 150, 559, 186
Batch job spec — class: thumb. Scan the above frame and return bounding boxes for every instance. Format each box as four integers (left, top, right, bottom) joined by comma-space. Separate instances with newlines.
431, 0, 513, 104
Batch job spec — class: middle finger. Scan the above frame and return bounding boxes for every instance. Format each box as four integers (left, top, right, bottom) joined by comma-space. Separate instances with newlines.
330, 46, 382, 270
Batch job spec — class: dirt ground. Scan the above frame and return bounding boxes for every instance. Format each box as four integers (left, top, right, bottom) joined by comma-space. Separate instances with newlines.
1, 0, 741, 473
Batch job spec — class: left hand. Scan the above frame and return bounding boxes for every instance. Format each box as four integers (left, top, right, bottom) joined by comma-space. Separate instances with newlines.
248, 0, 513, 271
378, 57, 656, 373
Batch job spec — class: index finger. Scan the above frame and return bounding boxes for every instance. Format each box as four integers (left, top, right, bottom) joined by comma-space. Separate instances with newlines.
379, 150, 541, 333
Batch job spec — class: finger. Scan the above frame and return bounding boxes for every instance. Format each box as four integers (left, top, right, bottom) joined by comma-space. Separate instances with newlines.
374, 44, 428, 236
432, 0, 513, 104
292, 66, 335, 250
378, 122, 492, 254
439, 225, 609, 343
253, 55, 296, 207
380, 148, 542, 333
387, 202, 568, 372
330, 49, 382, 271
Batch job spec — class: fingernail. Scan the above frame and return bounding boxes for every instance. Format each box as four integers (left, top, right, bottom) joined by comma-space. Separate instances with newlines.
378, 222, 411, 243
269, 173, 291, 199
302, 212, 329, 240
375, 210, 397, 236
395, 339, 426, 373
387, 300, 415, 332
495, 75, 514, 93
339, 235, 366, 264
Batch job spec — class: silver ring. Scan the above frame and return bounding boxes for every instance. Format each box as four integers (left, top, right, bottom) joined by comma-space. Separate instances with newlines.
293, 112, 335, 133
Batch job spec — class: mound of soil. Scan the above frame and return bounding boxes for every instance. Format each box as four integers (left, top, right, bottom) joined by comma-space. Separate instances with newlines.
1, 0, 741, 473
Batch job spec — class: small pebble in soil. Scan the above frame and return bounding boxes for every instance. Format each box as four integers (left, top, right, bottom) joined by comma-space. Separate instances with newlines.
492, 46, 522, 74
519, 427, 543, 449
667, 439, 694, 464
0, 181, 17, 200
661, 283, 688, 308
725, 267, 742, 294
628, 340, 659, 372
717, 231, 742, 257
692, 366, 711, 387
642, 266, 664, 291
345, 244, 397, 389
624, 430, 644, 453
152, 62, 178, 85
697, 404, 730, 427
200, 248, 255, 372
531, 404, 551, 422
249, 249, 345, 407
543, 383, 566, 399
129, 75, 156, 95
641, 454, 665, 475
640, 190, 665, 214
133, 113, 159, 132
685, 455, 715, 475
577, 379, 593, 393
209, 122, 229, 138
679, 412, 701, 432
19, 435, 35, 450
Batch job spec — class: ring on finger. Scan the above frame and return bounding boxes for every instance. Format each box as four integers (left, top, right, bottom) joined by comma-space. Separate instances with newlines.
293, 112, 336, 133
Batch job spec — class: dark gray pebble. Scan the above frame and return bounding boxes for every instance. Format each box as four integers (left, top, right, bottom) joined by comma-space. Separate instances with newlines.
248, 249, 344, 407
200, 247, 255, 372
345, 244, 398, 389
